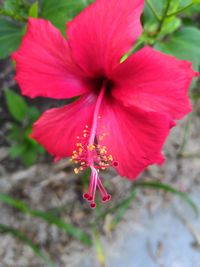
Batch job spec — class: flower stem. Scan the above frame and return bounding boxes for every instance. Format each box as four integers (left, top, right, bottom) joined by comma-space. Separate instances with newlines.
166, 2, 194, 17
156, 0, 172, 35
146, 0, 161, 21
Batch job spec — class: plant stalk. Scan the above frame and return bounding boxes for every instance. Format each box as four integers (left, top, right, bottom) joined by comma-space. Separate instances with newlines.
167, 2, 195, 17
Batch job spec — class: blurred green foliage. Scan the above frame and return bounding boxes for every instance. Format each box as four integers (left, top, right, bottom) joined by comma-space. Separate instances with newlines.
0, 18, 24, 58
4, 89, 45, 166
40, 0, 89, 35
155, 26, 200, 71
142, 0, 200, 71
28, 1, 38, 18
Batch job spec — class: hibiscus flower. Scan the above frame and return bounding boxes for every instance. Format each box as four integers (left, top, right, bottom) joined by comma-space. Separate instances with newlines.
12, 0, 197, 208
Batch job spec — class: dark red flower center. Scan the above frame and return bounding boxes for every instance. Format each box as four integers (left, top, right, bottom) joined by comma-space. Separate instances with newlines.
92, 76, 114, 96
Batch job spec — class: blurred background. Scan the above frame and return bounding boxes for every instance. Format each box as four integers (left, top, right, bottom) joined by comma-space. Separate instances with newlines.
0, 0, 200, 266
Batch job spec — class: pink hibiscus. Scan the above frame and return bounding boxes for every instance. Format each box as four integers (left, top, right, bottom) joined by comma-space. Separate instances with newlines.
12, 0, 198, 208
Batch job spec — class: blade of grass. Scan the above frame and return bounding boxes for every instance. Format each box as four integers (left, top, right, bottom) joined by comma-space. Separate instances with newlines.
30, 210, 92, 246
134, 181, 199, 217
91, 189, 137, 227
110, 189, 137, 229
93, 228, 106, 267
0, 193, 92, 246
0, 223, 55, 267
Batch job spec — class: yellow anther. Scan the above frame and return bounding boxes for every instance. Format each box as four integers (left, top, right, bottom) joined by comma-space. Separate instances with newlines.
109, 155, 113, 161
74, 168, 79, 174
72, 125, 114, 173
100, 148, 106, 154
88, 144, 95, 151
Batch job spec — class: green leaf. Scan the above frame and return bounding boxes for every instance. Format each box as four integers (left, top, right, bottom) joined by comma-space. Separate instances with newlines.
0, 193, 92, 246
134, 181, 199, 217
185, 4, 200, 15
41, 0, 88, 34
0, 223, 55, 267
26, 106, 40, 123
169, 0, 182, 12
21, 147, 38, 166
7, 124, 22, 141
155, 27, 200, 71
159, 17, 181, 37
28, 1, 38, 18
2, 0, 29, 17
3, 0, 18, 13
143, 1, 181, 39
166, 0, 200, 17
0, 18, 23, 59
4, 89, 28, 122
143, 0, 163, 24
9, 143, 26, 159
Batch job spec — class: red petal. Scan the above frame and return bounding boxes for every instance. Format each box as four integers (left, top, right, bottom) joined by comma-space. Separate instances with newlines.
31, 95, 96, 157
112, 46, 198, 120
67, 0, 144, 76
97, 98, 174, 179
12, 18, 90, 99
